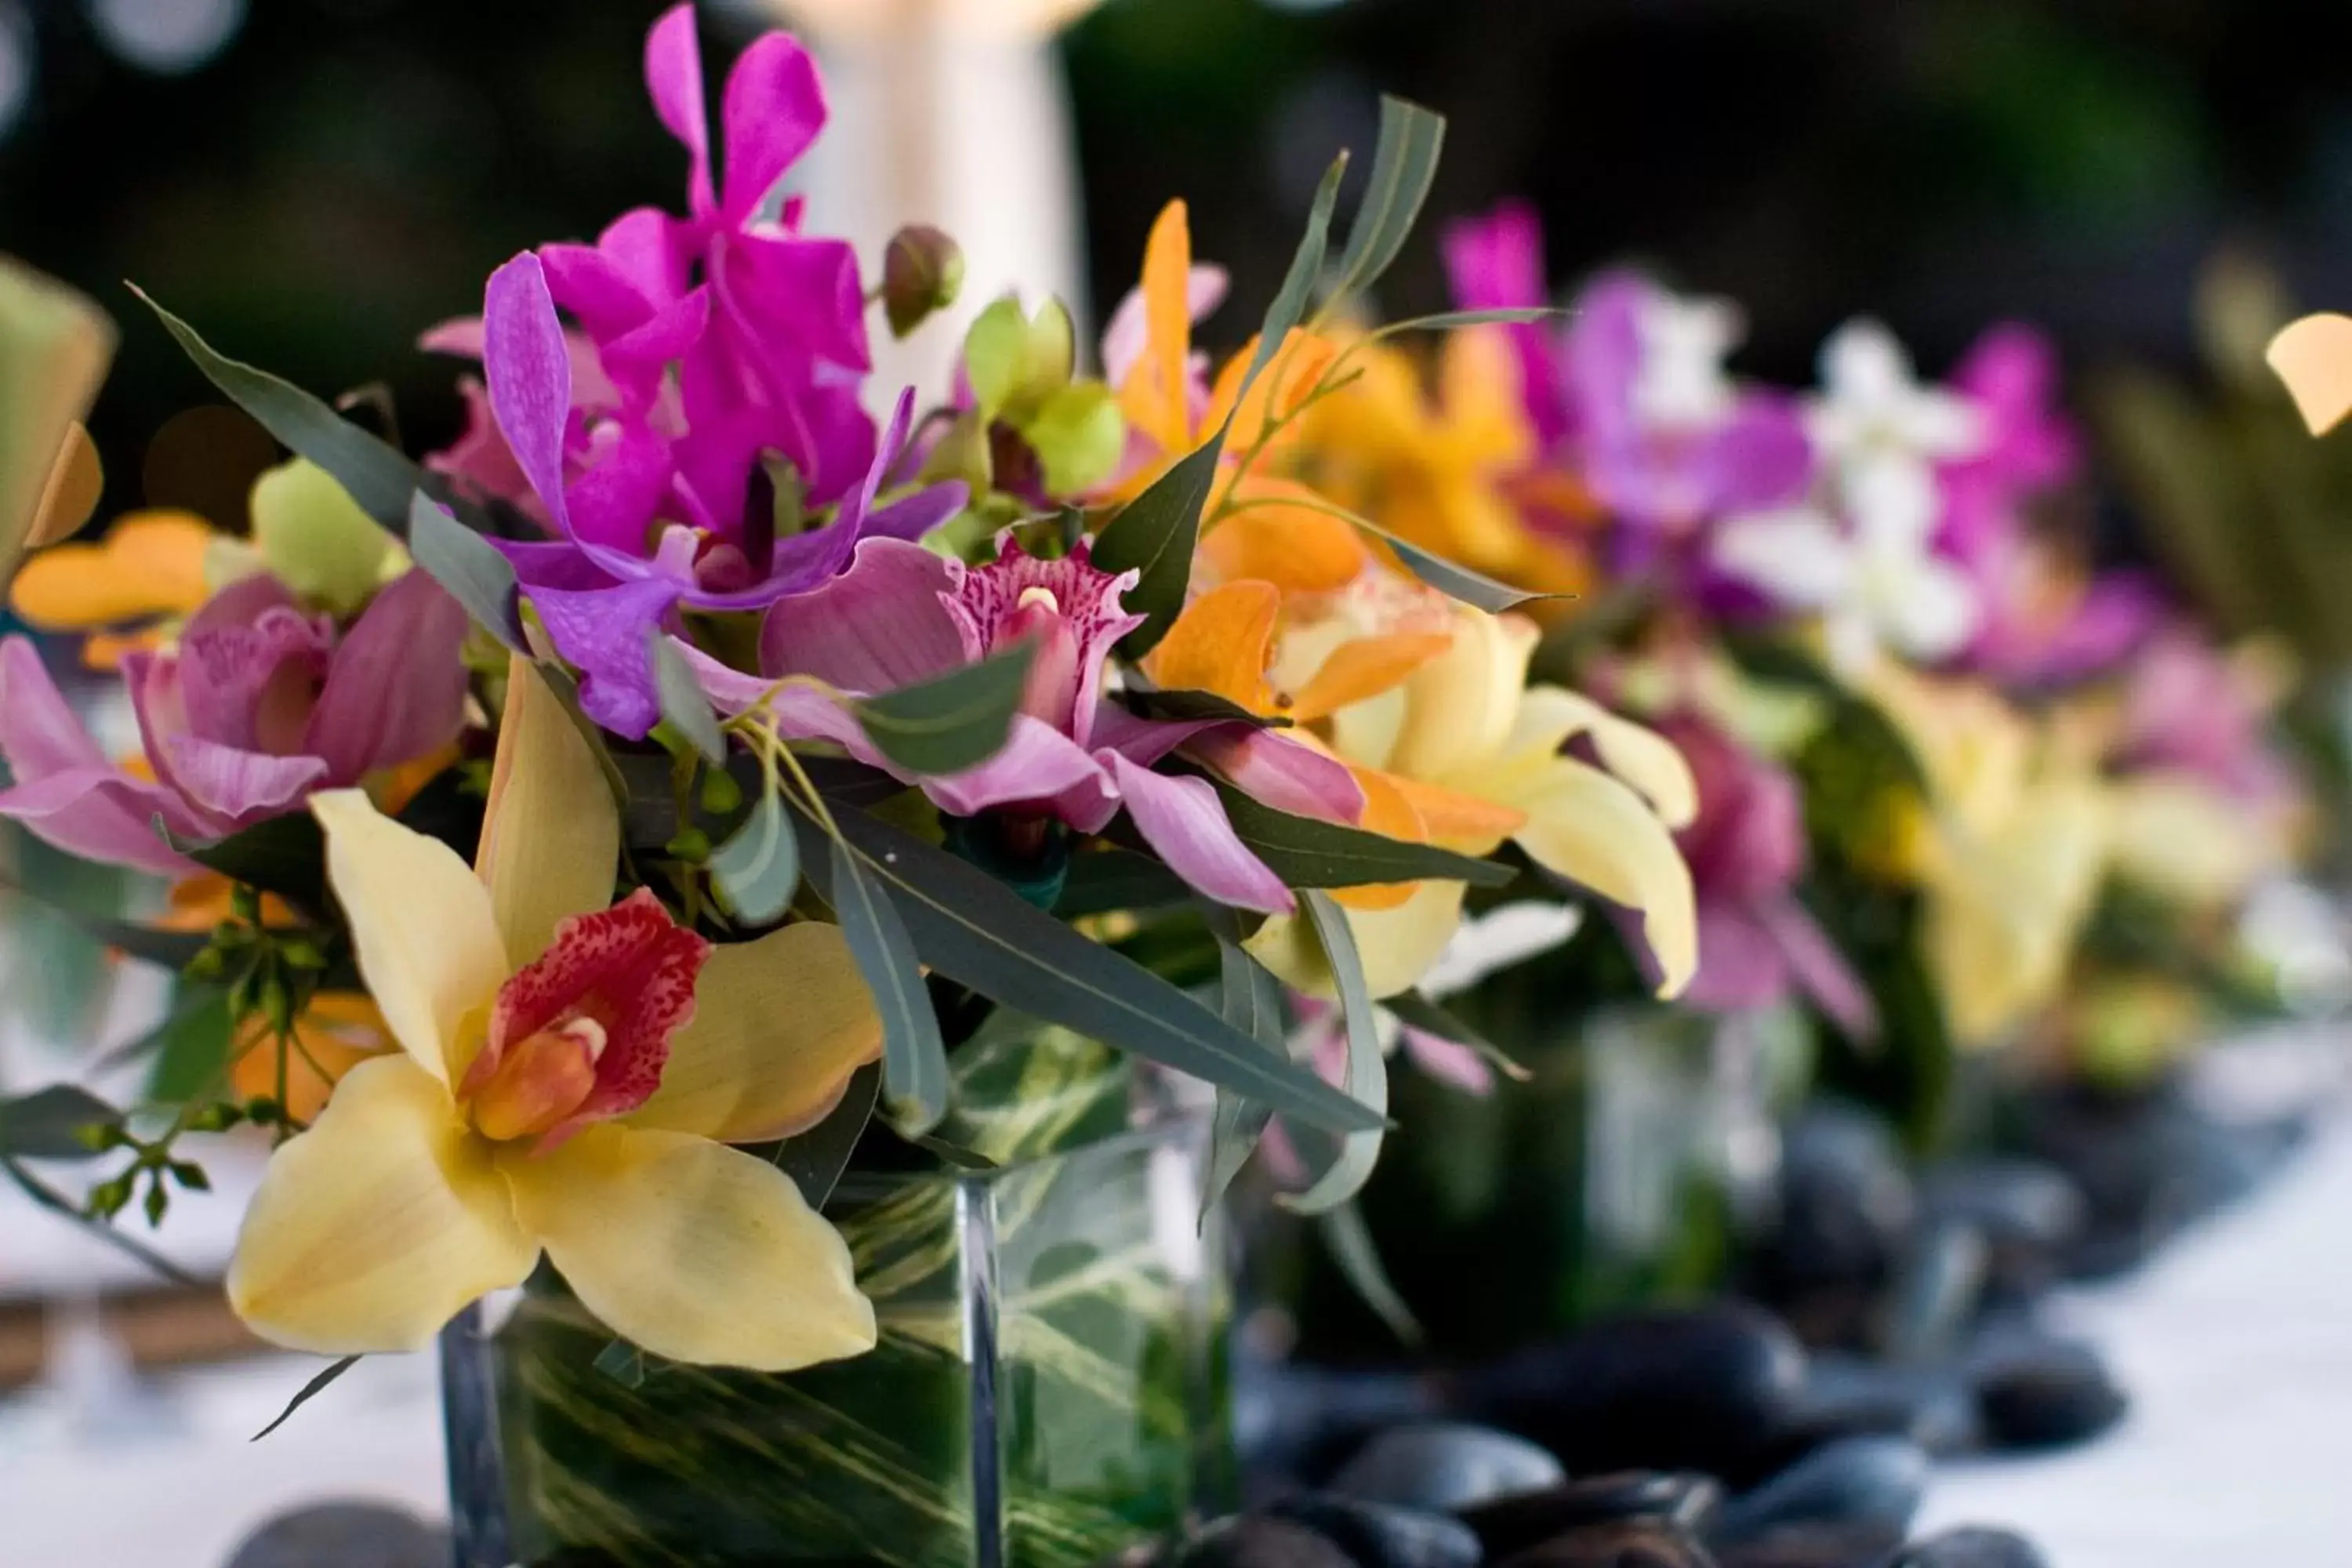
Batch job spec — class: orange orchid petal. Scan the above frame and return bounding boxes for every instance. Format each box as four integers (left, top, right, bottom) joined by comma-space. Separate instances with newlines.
1145, 580, 1280, 711
31, 423, 103, 549
1332, 768, 1428, 912
1200, 477, 1371, 594
1385, 773, 1527, 852
1116, 201, 1196, 455
79, 626, 170, 672
1438, 327, 1536, 469
11, 510, 215, 630
1288, 632, 1455, 724
1207, 330, 1341, 450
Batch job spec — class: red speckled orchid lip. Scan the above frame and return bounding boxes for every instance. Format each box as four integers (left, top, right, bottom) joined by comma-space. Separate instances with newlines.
463, 887, 711, 1152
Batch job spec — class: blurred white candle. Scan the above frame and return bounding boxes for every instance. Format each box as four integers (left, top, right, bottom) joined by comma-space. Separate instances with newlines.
770, 0, 1110, 406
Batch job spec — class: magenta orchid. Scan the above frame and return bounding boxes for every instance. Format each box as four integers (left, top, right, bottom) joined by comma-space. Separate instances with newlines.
468, 252, 965, 738
0, 572, 468, 877
687, 536, 1364, 914
1654, 711, 1876, 1036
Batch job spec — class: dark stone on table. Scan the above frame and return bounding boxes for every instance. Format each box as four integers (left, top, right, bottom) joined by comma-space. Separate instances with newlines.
1880, 1221, 1988, 1363
223, 1501, 447, 1568
1968, 1337, 2127, 1450
1793, 1356, 1980, 1457
1494, 1518, 1715, 1568
1712, 1436, 1928, 1548
1269, 1494, 1482, 1568
1327, 1422, 1567, 1512
1893, 1526, 2050, 1568
1449, 1305, 1807, 1482
1178, 1516, 1359, 1568
1237, 1356, 1443, 1488
1713, 1519, 1905, 1568
1756, 1108, 1917, 1323
1458, 1472, 1725, 1558
1916, 1159, 2086, 1304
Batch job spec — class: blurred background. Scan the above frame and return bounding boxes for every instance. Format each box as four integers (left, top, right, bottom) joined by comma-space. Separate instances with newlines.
7, 0, 2352, 1561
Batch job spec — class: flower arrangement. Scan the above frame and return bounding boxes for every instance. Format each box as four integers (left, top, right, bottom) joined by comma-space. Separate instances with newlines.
0, 13, 1710, 1552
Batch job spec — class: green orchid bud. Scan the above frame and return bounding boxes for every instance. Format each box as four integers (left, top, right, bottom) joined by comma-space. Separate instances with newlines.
965, 294, 1082, 426
249, 458, 406, 615
920, 407, 996, 495
1023, 380, 1127, 497
882, 224, 965, 340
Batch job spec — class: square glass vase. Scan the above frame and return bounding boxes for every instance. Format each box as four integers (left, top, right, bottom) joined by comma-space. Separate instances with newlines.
441, 1108, 1230, 1568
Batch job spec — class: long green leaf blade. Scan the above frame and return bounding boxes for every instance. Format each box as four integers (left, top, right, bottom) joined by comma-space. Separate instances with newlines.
133, 287, 424, 532
652, 635, 727, 764
1241, 154, 1349, 390
0, 1085, 123, 1161
708, 788, 800, 926
852, 641, 1036, 776
826, 835, 951, 1135
1212, 782, 1517, 891
1201, 906, 1291, 1223
1328, 97, 1447, 307
251, 1356, 363, 1441
1319, 1200, 1423, 1347
771, 1062, 879, 1211
793, 804, 1384, 1134
1092, 428, 1227, 658
408, 492, 524, 649
1280, 890, 1388, 1215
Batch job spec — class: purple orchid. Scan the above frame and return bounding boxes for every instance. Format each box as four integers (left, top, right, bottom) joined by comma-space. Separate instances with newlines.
0, 572, 468, 877
1440, 199, 1570, 449
684, 537, 1364, 915
474, 252, 965, 739
1656, 711, 1876, 1036
537, 4, 874, 505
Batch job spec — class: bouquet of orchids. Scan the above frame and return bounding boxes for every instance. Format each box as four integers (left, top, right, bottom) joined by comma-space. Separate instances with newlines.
0, 7, 1708, 1400
1367, 200, 2319, 1129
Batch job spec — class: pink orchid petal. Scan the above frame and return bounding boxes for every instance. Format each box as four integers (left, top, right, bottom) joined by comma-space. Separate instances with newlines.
758, 538, 965, 695
0, 638, 205, 875
525, 576, 685, 739
1192, 728, 1366, 824
1399, 1025, 1496, 1096
1755, 894, 1879, 1040
1104, 753, 1294, 915
714, 230, 870, 376
644, 4, 717, 219
160, 734, 330, 828
484, 252, 577, 535
924, 717, 1116, 829
718, 32, 827, 227
1100, 263, 1228, 387
303, 572, 471, 782
1681, 902, 1791, 1014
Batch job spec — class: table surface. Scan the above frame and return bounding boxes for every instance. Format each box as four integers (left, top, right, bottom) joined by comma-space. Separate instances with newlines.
4, 1054, 2348, 1566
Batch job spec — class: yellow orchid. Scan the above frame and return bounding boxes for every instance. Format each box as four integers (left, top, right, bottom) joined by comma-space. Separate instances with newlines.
1290, 326, 1592, 597
1864, 661, 2110, 1047
1, 256, 114, 575
227, 656, 884, 1370
1151, 571, 1697, 999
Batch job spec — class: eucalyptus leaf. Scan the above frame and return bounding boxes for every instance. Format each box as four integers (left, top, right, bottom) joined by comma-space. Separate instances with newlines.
1384, 989, 1530, 1082
1318, 1200, 1423, 1347
652, 635, 727, 765
164, 813, 327, 915
1370, 307, 1558, 337
1201, 905, 1291, 1225
1211, 782, 1516, 891
771, 1062, 879, 1211
408, 492, 524, 649
708, 788, 800, 926
1123, 685, 1290, 728
1241, 154, 1350, 390
790, 804, 1383, 1134
852, 641, 1036, 776
134, 286, 425, 532
1279, 891, 1388, 1215
251, 1356, 363, 1440
902, 1131, 1000, 1171
826, 835, 952, 1136
1327, 97, 1446, 307
1359, 514, 1564, 612
1092, 428, 1228, 659
0, 1085, 124, 1161
1054, 845, 1196, 919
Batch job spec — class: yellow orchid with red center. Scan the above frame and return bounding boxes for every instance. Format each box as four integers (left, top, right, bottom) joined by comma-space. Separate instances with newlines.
1149, 565, 1697, 999
227, 657, 884, 1369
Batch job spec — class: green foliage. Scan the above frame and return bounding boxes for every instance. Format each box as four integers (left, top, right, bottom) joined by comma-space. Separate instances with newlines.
825, 836, 952, 1137
852, 641, 1037, 776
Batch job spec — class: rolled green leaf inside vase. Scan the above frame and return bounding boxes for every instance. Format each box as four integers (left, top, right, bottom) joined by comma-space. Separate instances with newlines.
442, 1033, 1232, 1568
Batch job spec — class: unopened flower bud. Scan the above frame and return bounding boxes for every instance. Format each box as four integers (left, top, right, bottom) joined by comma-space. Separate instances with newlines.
883, 224, 965, 340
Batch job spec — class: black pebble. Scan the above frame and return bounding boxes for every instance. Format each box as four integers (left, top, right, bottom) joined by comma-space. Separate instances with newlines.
1449, 1305, 1807, 1482
1969, 1338, 2127, 1450
223, 1502, 447, 1568
1713, 1519, 1905, 1568
1494, 1518, 1715, 1568
1713, 1436, 1929, 1548
1269, 1495, 1483, 1568
1458, 1472, 1724, 1559
1893, 1526, 2051, 1568
1178, 1516, 1360, 1568
1327, 1422, 1567, 1512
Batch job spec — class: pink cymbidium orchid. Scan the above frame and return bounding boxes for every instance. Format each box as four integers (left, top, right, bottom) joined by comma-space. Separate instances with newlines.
686, 537, 1364, 914
0, 570, 467, 877
1657, 711, 1875, 1036
473, 253, 964, 738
